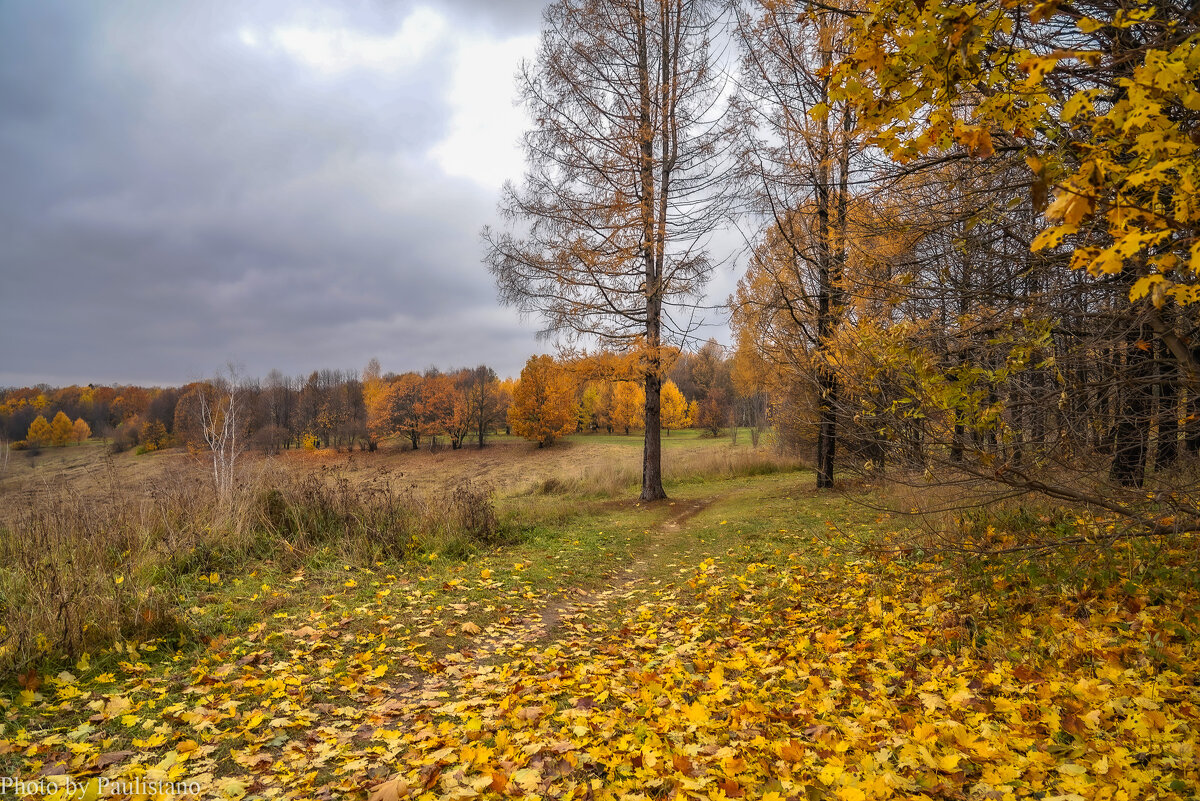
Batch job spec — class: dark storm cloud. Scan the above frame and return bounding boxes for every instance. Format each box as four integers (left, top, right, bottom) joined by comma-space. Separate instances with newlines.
0, 0, 545, 387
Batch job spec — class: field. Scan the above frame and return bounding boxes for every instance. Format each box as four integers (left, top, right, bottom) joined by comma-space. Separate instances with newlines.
1, 434, 1198, 800
0, 430, 780, 498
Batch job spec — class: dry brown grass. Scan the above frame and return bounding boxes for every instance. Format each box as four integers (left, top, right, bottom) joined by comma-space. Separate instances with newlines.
0, 431, 801, 504
0, 456, 502, 672
515, 443, 807, 497
0, 431, 804, 672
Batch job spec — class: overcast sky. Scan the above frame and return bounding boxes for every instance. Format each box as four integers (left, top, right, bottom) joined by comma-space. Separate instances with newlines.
0, 0, 738, 387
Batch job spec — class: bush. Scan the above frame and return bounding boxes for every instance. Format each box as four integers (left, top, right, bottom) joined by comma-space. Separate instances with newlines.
108, 424, 139, 454
252, 474, 500, 564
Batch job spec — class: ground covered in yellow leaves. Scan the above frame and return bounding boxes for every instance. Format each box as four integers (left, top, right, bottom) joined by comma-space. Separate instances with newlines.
3, 475, 1198, 800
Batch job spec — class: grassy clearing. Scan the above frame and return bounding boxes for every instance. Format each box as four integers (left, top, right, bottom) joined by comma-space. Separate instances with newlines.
0, 481, 710, 793
520, 437, 804, 498
1, 443, 1197, 800
0, 433, 794, 673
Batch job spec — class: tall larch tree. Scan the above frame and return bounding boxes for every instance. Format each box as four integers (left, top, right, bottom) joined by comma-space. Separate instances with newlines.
27, 414, 51, 447
484, 0, 732, 500
50, 411, 73, 446
733, 1, 863, 488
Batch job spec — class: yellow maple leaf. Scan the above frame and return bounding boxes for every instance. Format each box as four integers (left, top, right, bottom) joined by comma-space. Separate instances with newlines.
368, 777, 410, 801
1045, 188, 1094, 226
684, 701, 709, 725
510, 768, 541, 792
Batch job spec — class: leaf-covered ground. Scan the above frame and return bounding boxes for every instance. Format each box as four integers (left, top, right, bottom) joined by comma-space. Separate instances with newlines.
3, 474, 1199, 800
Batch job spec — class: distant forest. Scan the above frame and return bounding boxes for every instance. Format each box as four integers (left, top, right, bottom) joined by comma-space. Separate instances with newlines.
0, 340, 766, 455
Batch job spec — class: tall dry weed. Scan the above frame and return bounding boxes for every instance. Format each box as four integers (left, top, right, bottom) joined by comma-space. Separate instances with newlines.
0, 464, 499, 672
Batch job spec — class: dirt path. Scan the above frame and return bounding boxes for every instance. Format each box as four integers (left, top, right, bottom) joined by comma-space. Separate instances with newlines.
387, 496, 717, 706
536, 496, 714, 634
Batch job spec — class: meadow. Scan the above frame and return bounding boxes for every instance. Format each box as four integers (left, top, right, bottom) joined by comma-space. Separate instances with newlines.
0, 433, 1197, 800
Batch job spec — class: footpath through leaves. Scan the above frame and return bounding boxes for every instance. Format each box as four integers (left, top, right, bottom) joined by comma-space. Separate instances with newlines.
2, 490, 1198, 801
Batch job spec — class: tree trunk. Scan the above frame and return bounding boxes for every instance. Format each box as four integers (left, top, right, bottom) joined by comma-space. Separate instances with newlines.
816, 371, 837, 489
1110, 326, 1152, 487
812, 41, 848, 491
1156, 343, 1179, 470
642, 370, 667, 500
636, 2, 667, 502
951, 413, 965, 463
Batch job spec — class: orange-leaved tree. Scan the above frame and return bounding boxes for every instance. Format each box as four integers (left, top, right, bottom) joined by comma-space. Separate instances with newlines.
610, 382, 646, 435
50, 411, 73, 446
27, 415, 51, 447
508, 356, 578, 448
660, 381, 690, 435
361, 358, 385, 451
417, 373, 456, 451
71, 417, 91, 444
368, 373, 426, 450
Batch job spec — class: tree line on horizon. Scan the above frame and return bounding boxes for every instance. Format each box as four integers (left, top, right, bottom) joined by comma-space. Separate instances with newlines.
0, 341, 762, 457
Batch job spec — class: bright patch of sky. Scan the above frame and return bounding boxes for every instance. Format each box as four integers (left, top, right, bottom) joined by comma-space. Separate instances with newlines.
268, 8, 448, 74
429, 33, 536, 189
242, 7, 533, 192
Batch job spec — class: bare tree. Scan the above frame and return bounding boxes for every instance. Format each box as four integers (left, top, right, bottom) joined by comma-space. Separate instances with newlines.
463, 365, 502, 448
732, 1, 862, 489
483, 0, 733, 500
196, 365, 247, 501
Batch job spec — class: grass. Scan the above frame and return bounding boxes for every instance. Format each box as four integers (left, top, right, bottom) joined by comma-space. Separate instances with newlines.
2, 441, 1198, 799
0, 429, 797, 674
0, 465, 504, 671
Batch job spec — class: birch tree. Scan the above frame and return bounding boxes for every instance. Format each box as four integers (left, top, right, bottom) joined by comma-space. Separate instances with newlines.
197, 366, 247, 501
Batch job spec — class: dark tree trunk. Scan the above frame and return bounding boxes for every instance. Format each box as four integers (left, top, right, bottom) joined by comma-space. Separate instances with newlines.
1110, 326, 1153, 487
813, 75, 849, 491
1186, 347, 1200, 454
642, 370, 666, 500
635, 7, 667, 503
1188, 388, 1200, 453
816, 371, 837, 489
1156, 344, 1179, 470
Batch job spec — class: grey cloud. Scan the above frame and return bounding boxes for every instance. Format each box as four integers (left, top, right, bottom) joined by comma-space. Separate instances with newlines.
0, 0, 731, 389
1, 0, 544, 386
436, 0, 547, 35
